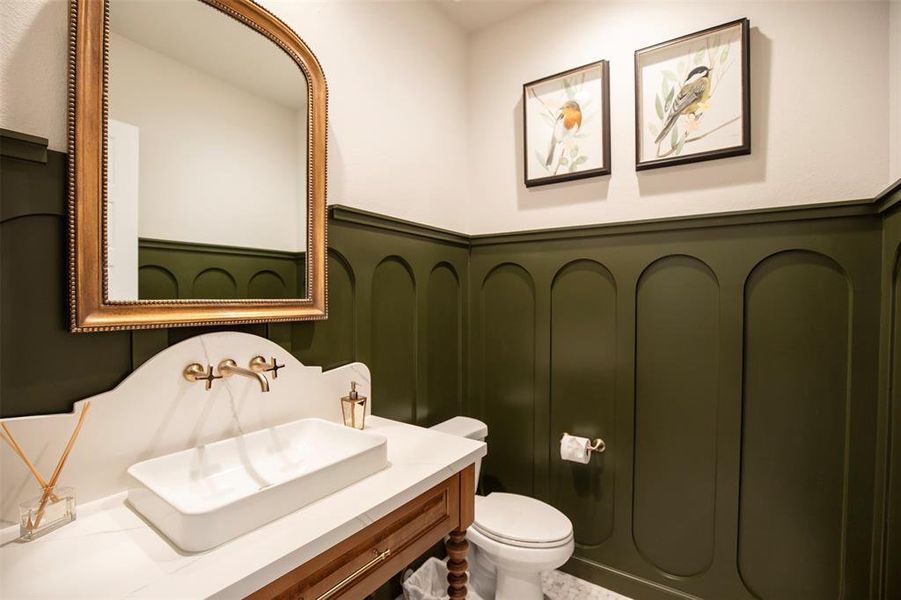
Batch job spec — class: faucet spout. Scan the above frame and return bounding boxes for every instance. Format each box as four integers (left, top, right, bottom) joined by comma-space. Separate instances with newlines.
217, 359, 270, 392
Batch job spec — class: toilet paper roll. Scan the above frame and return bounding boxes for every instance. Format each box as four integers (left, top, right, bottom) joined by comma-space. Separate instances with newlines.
560, 433, 591, 464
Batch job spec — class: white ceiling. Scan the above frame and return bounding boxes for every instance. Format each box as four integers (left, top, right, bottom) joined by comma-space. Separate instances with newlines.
432, 0, 547, 33
432, 0, 892, 33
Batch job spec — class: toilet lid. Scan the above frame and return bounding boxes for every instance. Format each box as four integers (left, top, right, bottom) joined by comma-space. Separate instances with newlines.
473, 493, 572, 547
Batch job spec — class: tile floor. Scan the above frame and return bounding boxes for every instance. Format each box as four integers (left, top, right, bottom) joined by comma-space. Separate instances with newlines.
397, 562, 632, 600
542, 569, 633, 600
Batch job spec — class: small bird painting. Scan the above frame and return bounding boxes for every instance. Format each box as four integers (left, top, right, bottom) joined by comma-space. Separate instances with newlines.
655, 65, 712, 144
545, 100, 583, 168
524, 61, 609, 185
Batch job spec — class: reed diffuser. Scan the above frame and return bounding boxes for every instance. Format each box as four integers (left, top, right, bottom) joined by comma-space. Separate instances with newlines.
0, 401, 90, 541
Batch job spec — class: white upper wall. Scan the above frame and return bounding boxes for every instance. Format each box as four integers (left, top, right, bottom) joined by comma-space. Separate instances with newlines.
891, 1, 901, 182
0, 0, 68, 152
0, 1, 894, 236
260, 0, 470, 232
467, 1, 892, 234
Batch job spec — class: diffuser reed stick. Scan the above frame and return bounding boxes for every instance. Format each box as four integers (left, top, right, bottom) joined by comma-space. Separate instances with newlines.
32, 402, 91, 528
0, 427, 59, 502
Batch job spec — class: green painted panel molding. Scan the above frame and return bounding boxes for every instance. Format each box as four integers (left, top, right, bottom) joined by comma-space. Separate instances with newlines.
137, 238, 306, 300
1, 131, 900, 599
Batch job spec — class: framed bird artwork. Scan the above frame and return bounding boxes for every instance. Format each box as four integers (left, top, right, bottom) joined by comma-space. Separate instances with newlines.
635, 18, 750, 170
523, 60, 611, 187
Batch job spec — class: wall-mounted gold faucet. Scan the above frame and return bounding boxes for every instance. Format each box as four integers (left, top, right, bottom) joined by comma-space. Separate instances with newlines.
250, 356, 285, 379
184, 358, 277, 392
217, 359, 270, 392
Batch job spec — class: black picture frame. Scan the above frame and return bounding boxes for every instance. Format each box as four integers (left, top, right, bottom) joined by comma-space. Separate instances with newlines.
634, 18, 750, 171
523, 60, 611, 187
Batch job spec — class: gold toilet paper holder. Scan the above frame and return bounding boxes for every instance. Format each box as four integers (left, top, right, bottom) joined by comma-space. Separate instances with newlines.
562, 432, 606, 454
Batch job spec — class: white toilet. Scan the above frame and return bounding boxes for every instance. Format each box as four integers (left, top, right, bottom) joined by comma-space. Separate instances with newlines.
432, 417, 575, 600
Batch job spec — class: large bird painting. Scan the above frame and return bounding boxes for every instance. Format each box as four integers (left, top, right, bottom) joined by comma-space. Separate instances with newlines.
523, 60, 610, 187
636, 19, 750, 170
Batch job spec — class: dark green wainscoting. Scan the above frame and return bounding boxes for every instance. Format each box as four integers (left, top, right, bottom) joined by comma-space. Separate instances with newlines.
291, 206, 470, 428
467, 187, 900, 600
2, 130, 900, 599
138, 238, 306, 300
2, 134, 133, 417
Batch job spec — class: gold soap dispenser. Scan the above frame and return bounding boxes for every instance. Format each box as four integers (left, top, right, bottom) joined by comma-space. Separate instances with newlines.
341, 381, 368, 429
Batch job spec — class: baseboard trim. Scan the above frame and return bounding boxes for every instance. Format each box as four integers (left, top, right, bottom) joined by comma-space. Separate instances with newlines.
563, 555, 705, 600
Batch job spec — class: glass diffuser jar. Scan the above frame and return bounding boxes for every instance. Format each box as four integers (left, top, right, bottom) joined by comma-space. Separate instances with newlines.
19, 486, 76, 541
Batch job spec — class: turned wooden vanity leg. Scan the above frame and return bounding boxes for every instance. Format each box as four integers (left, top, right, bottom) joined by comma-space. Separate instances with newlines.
446, 527, 469, 599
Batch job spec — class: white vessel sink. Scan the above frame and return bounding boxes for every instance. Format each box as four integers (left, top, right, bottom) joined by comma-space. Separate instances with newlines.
127, 418, 388, 552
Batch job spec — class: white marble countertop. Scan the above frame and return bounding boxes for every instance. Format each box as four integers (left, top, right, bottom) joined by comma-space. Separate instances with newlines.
0, 417, 486, 600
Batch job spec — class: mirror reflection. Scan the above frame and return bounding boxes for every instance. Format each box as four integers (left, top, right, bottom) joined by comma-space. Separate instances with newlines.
107, 0, 309, 301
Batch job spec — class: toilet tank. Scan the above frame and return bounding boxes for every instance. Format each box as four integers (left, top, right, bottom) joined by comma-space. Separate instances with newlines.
430, 417, 488, 487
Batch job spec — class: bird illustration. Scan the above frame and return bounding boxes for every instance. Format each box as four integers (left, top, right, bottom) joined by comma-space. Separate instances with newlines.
655, 65, 713, 144
545, 100, 582, 167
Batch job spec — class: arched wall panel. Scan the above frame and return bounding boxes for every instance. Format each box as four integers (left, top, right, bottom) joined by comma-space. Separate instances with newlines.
632, 255, 719, 577
371, 257, 417, 423
192, 268, 238, 299
425, 263, 461, 427
247, 270, 288, 299
739, 251, 850, 600
138, 265, 179, 300
549, 260, 617, 547
292, 250, 356, 369
480, 263, 535, 496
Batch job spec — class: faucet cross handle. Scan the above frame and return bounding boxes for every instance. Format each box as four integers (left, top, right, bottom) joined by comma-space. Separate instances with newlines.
250, 356, 286, 379
183, 363, 222, 391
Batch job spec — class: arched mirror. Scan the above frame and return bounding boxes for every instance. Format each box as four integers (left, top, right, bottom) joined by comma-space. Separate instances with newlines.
68, 0, 327, 331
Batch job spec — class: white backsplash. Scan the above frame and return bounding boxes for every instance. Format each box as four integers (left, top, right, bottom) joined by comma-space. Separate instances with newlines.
0, 332, 371, 525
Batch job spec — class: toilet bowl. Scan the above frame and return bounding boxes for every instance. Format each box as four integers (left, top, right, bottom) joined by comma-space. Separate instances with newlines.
431, 417, 575, 600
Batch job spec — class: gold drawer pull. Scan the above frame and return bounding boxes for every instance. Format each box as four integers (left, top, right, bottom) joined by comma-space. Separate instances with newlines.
316, 547, 392, 600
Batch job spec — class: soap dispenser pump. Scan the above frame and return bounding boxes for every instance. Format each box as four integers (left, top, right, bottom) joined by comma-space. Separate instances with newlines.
341, 381, 367, 430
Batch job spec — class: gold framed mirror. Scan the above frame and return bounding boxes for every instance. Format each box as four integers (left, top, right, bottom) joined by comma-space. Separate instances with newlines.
68, 0, 327, 332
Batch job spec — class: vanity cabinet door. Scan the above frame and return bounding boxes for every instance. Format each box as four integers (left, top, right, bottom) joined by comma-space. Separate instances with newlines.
248, 466, 474, 600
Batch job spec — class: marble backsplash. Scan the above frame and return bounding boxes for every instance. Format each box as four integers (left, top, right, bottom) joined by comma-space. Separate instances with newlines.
0, 332, 371, 525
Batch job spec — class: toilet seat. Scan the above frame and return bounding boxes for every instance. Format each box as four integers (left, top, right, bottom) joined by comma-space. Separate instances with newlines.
473, 493, 573, 549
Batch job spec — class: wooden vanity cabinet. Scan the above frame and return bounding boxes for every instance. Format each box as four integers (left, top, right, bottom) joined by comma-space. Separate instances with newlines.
247, 465, 475, 600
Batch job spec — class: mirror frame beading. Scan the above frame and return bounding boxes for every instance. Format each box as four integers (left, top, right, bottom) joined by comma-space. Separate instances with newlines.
67, 0, 327, 331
